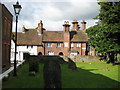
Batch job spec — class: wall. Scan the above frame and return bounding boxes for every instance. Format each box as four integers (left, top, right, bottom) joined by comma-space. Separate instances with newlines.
10, 41, 38, 63
44, 42, 64, 55
0, 4, 2, 74
1, 4, 13, 71
38, 42, 87, 56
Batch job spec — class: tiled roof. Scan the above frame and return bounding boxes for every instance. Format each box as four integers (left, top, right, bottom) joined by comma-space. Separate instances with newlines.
43, 30, 88, 42
70, 31, 88, 42
13, 29, 88, 45
43, 31, 64, 42
13, 29, 42, 45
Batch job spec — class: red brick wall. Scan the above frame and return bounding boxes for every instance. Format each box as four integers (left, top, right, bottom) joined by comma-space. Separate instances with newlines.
63, 32, 70, 56
1, 4, 13, 69
37, 42, 87, 56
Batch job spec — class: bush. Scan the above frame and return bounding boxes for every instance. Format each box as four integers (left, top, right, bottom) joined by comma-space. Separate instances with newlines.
29, 59, 39, 73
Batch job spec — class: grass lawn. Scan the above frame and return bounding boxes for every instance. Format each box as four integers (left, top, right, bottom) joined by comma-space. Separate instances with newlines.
2, 62, 120, 88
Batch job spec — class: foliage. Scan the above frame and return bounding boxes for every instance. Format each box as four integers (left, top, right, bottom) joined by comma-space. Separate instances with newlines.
86, 1, 120, 63
29, 59, 39, 73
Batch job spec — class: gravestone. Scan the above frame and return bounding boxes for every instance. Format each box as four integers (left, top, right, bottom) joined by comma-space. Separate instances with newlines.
43, 60, 61, 88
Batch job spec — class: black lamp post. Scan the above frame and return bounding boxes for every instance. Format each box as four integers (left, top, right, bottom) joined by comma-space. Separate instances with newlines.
13, 1, 22, 76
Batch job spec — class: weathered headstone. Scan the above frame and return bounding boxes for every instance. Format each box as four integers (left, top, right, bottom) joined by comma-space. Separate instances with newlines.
43, 60, 61, 88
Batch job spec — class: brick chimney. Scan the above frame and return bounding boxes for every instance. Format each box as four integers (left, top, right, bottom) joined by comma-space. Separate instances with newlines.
22, 25, 26, 33
81, 20, 86, 32
63, 21, 70, 55
38, 20, 43, 35
72, 20, 79, 31
63, 21, 70, 32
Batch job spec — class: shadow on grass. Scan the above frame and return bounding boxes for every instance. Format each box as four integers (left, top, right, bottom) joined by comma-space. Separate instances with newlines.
2, 55, 120, 88
62, 64, 120, 88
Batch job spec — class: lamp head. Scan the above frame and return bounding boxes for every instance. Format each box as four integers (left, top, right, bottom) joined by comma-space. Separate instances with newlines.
13, 1, 22, 15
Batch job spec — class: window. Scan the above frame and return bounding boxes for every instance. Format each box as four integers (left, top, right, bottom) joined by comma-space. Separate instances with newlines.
47, 43, 52, 48
70, 52, 78, 56
48, 51, 54, 55
77, 43, 80, 48
57, 43, 61, 48
27, 45, 31, 49
71, 43, 74, 48
64, 42, 68, 47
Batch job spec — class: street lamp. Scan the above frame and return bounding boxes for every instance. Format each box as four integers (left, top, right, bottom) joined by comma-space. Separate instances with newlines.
13, 1, 22, 76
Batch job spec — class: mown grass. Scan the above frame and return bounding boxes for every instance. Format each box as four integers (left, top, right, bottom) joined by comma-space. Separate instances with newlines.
2, 62, 120, 88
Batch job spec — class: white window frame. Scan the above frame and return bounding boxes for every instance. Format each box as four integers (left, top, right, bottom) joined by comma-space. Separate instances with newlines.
48, 51, 54, 55
70, 52, 78, 56
77, 43, 80, 48
47, 43, 52, 48
57, 43, 61, 48
64, 42, 68, 47
71, 43, 74, 48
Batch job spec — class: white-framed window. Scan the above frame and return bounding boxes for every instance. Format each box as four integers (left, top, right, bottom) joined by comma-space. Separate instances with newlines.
64, 42, 68, 47
47, 43, 52, 48
77, 43, 80, 48
71, 43, 74, 48
48, 51, 54, 55
70, 52, 78, 56
57, 43, 61, 48
27, 45, 31, 49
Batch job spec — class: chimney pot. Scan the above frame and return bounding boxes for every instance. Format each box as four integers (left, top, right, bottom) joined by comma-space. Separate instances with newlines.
63, 21, 70, 32
81, 20, 86, 32
38, 20, 43, 34
72, 20, 79, 31
22, 25, 26, 33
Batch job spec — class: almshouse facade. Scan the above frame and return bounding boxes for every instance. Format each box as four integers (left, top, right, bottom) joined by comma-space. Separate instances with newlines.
12, 20, 89, 60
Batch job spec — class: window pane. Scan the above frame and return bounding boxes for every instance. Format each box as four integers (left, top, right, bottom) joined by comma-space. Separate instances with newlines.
77, 43, 80, 48
71, 43, 74, 48
47, 43, 52, 47
48, 51, 54, 55
57, 43, 61, 47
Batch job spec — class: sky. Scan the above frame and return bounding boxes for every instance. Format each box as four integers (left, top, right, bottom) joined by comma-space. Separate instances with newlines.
1, 0, 101, 32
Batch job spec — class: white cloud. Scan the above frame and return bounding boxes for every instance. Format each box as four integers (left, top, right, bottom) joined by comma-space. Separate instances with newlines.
2, 0, 100, 31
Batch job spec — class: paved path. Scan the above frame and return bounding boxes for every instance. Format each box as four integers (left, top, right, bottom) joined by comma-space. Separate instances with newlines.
0, 60, 25, 80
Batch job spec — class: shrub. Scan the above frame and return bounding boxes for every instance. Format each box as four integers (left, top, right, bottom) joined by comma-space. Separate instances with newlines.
29, 59, 39, 73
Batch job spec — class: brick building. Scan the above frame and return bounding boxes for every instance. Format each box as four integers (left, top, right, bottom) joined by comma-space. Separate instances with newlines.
0, 4, 13, 72
14, 20, 89, 56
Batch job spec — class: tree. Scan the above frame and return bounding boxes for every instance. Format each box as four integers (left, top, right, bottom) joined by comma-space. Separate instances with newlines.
86, 1, 120, 63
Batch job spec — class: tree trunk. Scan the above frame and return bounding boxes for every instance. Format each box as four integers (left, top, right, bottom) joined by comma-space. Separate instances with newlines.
107, 52, 115, 64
